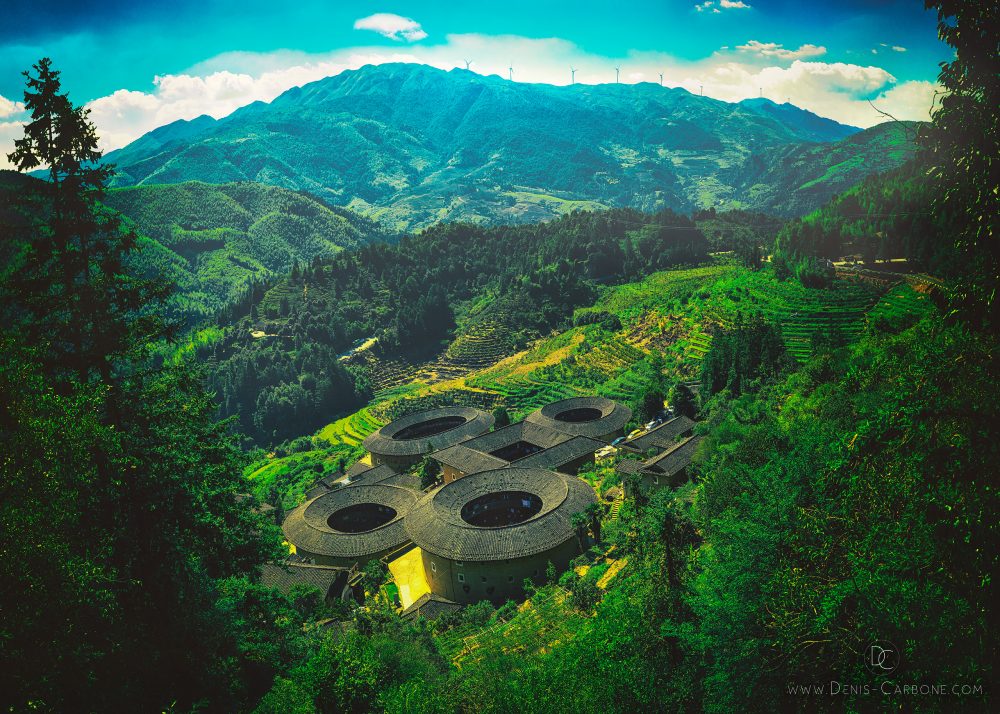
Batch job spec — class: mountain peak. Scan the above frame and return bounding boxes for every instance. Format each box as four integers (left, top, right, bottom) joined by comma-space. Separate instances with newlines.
103, 61, 909, 229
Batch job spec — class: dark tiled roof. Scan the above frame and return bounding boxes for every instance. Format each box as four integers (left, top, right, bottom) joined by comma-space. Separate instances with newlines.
623, 416, 695, 452
525, 396, 632, 438
400, 593, 463, 621
616, 459, 644, 476
405, 468, 596, 561
260, 562, 348, 597
282, 484, 418, 559
461, 421, 572, 454
617, 436, 702, 478
644, 436, 702, 476
363, 406, 494, 457
346, 464, 398, 486
432, 444, 508, 474
346, 461, 375, 478
514, 436, 603, 470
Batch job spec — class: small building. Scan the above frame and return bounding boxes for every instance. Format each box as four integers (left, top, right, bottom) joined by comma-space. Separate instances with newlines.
362, 406, 495, 471
432, 421, 603, 482
260, 562, 359, 605
432, 445, 509, 484
400, 593, 464, 622
513, 435, 604, 474
618, 435, 703, 493
404, 467, 597, 605
621, 415, 695, 453
282, 483, 419, 567
524, 396, 632, 442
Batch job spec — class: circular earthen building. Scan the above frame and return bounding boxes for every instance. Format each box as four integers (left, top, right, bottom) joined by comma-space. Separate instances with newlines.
405, 467, 597, 604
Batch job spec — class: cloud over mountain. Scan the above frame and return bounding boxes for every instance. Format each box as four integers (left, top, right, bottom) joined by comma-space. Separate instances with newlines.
353, 13, 427, 42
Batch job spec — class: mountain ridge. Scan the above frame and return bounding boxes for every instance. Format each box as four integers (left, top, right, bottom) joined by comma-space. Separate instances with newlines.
104, 62, 915, 229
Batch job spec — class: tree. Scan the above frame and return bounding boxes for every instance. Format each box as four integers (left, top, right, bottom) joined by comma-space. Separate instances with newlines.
1, 60, 279, 711
5, 58, 170, 385
416, 453, 442, 490
920, 1, 999, 329
670, 383, 697, 419
492, 406, 512, 429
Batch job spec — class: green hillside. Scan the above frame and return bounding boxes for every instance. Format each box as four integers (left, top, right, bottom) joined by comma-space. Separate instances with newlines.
105, 181, 387, 317
246, 257, 937, 508
103, 63, 917, 229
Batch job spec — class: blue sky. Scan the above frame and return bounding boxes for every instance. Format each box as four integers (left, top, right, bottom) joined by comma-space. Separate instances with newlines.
1, 1, 950, 167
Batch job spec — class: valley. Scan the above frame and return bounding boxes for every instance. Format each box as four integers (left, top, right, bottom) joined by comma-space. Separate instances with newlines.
1, 3, 995, 709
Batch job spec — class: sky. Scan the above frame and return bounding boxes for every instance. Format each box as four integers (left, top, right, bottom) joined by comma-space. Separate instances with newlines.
0, 1, 950, 169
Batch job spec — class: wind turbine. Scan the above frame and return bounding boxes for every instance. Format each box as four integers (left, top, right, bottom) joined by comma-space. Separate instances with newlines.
509, 64, 513, 81
615, 65, 621, 84
570, 66, 577, 84
659, 72, 664, 86
700, 84, 704, 96
464, 59, 473, 70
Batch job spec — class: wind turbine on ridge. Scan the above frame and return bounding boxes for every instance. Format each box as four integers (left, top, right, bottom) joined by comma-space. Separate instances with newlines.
464, 59, 473, 70
615, 65, 621, 84
570, 66, 576, 84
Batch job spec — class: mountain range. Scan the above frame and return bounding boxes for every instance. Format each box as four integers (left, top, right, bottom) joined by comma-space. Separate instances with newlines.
104, 63, 918, 229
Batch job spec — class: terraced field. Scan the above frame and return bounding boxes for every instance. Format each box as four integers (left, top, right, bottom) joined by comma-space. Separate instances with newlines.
316, 407, 385, 446
311, 260, 930, 465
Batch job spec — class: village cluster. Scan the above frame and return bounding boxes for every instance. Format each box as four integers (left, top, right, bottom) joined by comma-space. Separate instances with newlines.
266, 396, 700, 617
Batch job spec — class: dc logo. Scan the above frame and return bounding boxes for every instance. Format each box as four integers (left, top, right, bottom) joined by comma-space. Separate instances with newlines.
864, 640, 900, 676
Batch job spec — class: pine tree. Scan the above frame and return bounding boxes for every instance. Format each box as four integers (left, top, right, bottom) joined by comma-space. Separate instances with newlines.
5, 57, 171, 385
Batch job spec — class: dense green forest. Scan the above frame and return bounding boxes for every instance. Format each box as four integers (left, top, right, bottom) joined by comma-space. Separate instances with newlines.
206, 208, 712, 443
0, 1, 996, 711
106, 181, 388, 319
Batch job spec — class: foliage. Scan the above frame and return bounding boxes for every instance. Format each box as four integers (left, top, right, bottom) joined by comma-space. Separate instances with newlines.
0, 59, 280, 712
920, 1, 999, 328
700, 313, 790, 397
207, 207, 709, 445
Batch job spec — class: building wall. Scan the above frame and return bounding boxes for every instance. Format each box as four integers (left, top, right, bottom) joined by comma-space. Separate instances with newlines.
594, 427, 625, 443
420, 537, 582, 605
555, 453, 595, 475
370, 452, 421, 471
629, 465, 689, 494
295, 547, 392, 569
441, 464, 465, 484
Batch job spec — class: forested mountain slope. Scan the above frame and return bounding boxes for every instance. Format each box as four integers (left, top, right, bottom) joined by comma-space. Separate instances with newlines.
102, 63, 916, 229
104, 181, 386, 318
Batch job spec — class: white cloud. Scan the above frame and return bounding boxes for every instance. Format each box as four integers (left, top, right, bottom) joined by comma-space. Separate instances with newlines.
353, 13, 427, 42
892, 46, 907, 52
696, 0, 749, 10
0, 94, 25, 119
737, 40, 827, 61
0, 32, 943, 167
871, 80, 938, 121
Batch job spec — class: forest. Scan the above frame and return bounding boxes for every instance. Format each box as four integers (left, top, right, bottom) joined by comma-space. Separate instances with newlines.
206, 208, 713, 443
0, 1, 996, 712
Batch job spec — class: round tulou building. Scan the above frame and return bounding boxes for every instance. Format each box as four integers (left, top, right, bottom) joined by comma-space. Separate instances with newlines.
282, 484, 419, 567
363, 406, 495, 470
525, 396, 632, 442
404, 467, 597, 604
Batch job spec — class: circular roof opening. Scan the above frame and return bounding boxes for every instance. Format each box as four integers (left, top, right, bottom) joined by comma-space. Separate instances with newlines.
461, 491, 543, 528
554, 407, 603, 423
393, 415, 468, 441
327, 503, 398, 533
